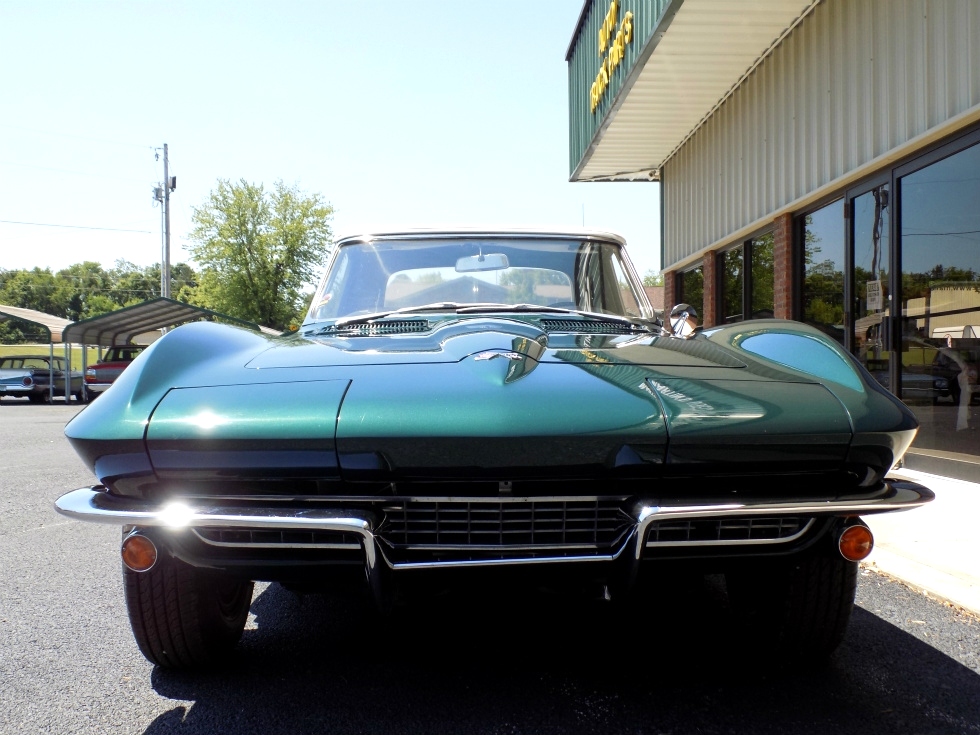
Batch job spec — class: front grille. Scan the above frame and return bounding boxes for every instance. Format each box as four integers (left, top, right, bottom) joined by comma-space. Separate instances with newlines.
194, 528, 362, 549
539, 319, 642, 335
315, 319, 430, 337
645, 516, 813, 547
380, 499, 632, 550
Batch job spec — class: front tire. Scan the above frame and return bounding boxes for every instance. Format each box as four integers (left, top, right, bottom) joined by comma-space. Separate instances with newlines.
726, 544, 858, 663
123, 553, 254, 668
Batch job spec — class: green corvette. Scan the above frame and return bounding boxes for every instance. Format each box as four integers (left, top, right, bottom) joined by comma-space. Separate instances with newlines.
56, 228, 933, 668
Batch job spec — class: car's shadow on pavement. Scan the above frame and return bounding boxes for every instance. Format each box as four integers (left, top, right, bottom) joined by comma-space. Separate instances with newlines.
145, 576, 980, 735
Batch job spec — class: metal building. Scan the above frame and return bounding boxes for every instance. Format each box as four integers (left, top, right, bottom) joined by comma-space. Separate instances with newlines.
567, 0, 980, 480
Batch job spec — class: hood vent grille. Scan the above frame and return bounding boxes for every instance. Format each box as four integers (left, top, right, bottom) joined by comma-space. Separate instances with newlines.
540, 319, 642, 335
316, 319, 430, 337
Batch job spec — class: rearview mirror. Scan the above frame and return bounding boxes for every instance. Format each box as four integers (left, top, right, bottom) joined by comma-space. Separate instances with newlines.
455, 252, 510, 273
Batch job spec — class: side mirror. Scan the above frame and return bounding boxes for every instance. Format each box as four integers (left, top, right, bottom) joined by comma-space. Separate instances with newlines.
669, 303, 698, 338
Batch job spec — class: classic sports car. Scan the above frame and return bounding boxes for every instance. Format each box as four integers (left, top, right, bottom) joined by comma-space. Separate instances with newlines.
55, 228, 933, 669
0, 354, 85, 403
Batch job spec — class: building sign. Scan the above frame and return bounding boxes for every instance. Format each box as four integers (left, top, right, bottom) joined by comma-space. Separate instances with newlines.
590, 1, 634, 113
866, 280, 883, 311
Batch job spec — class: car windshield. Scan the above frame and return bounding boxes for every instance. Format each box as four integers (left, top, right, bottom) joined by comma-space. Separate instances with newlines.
306, 236, 651, 322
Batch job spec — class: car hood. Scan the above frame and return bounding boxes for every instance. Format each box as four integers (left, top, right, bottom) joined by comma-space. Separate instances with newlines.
67, 318, 916, 487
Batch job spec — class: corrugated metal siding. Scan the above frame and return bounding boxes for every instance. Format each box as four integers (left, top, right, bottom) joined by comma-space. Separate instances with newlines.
664, 0, 980, 269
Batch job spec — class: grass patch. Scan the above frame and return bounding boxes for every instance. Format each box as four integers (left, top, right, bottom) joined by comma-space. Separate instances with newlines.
0, 344, 103, 370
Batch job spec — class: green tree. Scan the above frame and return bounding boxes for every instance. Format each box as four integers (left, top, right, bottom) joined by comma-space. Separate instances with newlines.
0, 267, 68, 341
0, 267, 65, 316
107, 260, 161, 308
188, 179, 334, 330
56, 262, 111, 320
642, 270, 664, 288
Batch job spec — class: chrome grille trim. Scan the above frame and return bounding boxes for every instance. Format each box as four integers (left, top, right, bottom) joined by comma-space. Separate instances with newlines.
644, 517, 815, 548
380, 499, 633, 550
192, 527, 361, 550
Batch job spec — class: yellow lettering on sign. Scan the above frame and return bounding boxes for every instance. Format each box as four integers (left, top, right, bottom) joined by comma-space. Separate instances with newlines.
590, 9, 635, 113
598, 0, 618, 55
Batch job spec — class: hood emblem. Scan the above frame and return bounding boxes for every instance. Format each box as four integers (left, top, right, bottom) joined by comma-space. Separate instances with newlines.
474, 351, 523, 361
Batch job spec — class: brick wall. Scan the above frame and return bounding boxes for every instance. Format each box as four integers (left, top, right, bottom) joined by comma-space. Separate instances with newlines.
773, 212, 794, 319
664, 270, 676, 314
702, 251, 718, 328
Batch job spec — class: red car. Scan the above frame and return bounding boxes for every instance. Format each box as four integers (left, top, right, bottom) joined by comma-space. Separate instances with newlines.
84, 345, 145, 396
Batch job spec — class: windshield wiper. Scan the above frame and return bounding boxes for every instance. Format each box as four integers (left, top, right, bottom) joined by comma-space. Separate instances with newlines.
326, 302, 650, 332
332, 301, 575, 327
329, 302, 478, 329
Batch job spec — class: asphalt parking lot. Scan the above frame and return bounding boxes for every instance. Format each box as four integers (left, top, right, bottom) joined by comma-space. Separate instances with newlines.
2, 402, 979, 735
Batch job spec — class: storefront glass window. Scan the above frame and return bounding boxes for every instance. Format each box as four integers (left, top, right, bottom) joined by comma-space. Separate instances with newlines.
750, 233, 774, 319
718, 234, 773, 324
801, 199, 846, 345
679, 265, 704, 323
899, 141, 980, 457
852, 185, 892, 388
720, 246, 743, 323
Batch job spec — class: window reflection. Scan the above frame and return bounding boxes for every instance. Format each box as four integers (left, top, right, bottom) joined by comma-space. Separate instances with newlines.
853, 185, 891, 384
679, 265, 704, 323
750, 233, 775, 319
720, 246, 743, 323
801, 199, 845, 345
900, 140, 980, 456
720, 233, 774, 324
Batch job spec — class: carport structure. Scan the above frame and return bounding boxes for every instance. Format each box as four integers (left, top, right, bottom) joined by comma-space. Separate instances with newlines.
3, 299, 280, 402
62, 297, 280, 400
0, 304, 77, 403
62, 297, 278, 347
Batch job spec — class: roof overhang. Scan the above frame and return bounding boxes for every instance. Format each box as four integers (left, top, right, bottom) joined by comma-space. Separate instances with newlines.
569, 0, 818, 182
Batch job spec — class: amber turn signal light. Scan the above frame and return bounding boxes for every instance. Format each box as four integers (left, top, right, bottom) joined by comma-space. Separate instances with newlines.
838, 524, 874, 562
121, 533, 158, 572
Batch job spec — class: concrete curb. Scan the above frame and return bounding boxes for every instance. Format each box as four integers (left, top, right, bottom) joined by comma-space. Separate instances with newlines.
865, 469, 980, 618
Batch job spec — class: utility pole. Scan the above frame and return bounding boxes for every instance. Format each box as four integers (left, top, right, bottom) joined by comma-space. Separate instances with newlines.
162, 144, 173, 299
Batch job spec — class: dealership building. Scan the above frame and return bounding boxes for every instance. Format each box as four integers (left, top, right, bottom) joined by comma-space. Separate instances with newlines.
567, 0, 980, 480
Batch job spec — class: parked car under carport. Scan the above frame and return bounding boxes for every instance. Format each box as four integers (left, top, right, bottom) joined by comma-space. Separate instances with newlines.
0, 354, 85, 403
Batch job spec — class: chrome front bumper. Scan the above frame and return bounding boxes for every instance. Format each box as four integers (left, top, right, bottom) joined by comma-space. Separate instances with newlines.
56, 479, 933, 571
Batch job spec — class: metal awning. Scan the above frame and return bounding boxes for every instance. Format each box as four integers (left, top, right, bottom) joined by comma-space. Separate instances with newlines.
0, 304, 73, 343
61, 297, 280, 348
571, 0, 818, 181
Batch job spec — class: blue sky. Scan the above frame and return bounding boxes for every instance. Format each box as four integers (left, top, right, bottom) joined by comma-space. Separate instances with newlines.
0, 1, 662, 280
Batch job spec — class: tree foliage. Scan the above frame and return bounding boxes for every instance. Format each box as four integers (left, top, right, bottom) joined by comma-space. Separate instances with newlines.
642, 271, 664, 288
499, 268, 569, 304
188, 179, 334, 330
0, 260, 194, 343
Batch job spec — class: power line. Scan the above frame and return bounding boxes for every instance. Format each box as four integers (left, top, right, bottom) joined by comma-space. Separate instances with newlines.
902, 229, 980, 237
0, 219, 152, 234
